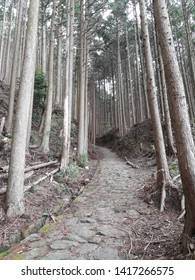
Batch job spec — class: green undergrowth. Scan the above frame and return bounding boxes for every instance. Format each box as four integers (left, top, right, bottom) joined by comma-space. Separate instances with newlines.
77, 153, 88, 168
169, 163, 179, 177
0, 251, 8, 260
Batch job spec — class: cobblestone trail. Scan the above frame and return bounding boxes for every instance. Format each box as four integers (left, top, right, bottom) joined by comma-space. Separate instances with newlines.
5, 147, 151, 260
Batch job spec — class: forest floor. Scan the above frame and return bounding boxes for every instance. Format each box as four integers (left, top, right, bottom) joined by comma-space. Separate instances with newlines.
0, 142, 187, 260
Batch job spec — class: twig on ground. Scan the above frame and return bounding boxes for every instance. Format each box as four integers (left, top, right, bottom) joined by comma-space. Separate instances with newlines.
0, 214, 23, 236
144, 234, 154, 251
125, 157, 139, 169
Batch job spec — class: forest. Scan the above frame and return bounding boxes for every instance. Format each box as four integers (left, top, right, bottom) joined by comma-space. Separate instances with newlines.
0, 0, 195, 260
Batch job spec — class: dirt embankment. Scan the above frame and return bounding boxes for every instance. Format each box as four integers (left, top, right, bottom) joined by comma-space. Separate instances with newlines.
96, 119, 154, 158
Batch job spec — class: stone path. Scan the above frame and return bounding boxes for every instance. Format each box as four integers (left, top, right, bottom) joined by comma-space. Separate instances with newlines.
4, 147, 151, 260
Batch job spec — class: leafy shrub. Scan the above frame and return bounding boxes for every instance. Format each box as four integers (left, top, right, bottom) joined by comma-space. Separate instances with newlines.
77, 153, 88, 168
65, 163, 78, 176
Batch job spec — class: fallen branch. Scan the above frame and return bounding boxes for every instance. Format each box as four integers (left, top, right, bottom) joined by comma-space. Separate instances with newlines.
24, 167, 59, 192
0, 160, 59, 174
0, 168, 59, 195
144, 234, 154, 251
160, 182, 166, 212
178, 195, 185, 220
24, 170, 34, 180
173, 174, 180, 182
25, 160, 59, 172
0, 117, 5, 134
178, 209, 186, 220
125, 157, 139, 169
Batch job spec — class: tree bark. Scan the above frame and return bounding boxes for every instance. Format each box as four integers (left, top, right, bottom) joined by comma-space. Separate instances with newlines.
6, 0, 40, 217
41, 0, 56, 153
140, 0, 171, 212
60, 0, 75, 171
153, 0, 195, 252
78, 0, 88, 157
5, 0, 24, 134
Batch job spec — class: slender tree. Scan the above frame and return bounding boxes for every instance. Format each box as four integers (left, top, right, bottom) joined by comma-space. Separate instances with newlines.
140, 0, 171, 212
41, 0, 56, 153
5, 0, 24, 134
6, 0, 40, 217
78, 0, 88, 158
153, 0, 195, 252
60, 0, 75, 170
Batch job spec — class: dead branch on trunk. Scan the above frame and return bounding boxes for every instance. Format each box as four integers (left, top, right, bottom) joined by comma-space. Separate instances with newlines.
125, 157, 139, 169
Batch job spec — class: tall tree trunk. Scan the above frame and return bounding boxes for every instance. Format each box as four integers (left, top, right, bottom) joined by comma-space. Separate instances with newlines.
55, 19, 62, 108
153, 0, 195, 252
116, 18, 127, 136
158, 48, 176, 156
41, 0, 56, 153
3, 4, 13, 83
125, 25, 135, 126
78, 0, 88, 158
140, 0, 171, 212
133, 0, 149, 121
0, 0, 7, 79
60, 0, 74, 171
6, 0, 40, 217
41, 5, 47, 75
181, 0, 195, 99
5, 0, 24, 134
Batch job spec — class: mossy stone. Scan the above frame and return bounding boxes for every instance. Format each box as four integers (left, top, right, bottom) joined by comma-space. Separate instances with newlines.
11, 253, 25, 260
0, 251, 8, 259
39, 223, 55, 234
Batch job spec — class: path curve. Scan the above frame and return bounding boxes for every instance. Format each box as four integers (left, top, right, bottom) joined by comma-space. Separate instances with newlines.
5, 147, 152, 260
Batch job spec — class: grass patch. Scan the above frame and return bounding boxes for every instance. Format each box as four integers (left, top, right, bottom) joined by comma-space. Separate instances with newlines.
77, 153, 88, 168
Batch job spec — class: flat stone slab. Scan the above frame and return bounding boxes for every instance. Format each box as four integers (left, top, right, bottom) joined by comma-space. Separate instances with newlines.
96, 225, 127, 238
92, 247, 120, 260
74, 243, 98, 256
22, 233, 41, 243
29, 240, 48, 249
24, 246, 49, 260
64, 233, 87, 243
42, 250, 71, 260
126, 209, 140, 219
50, 240, 78, 250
